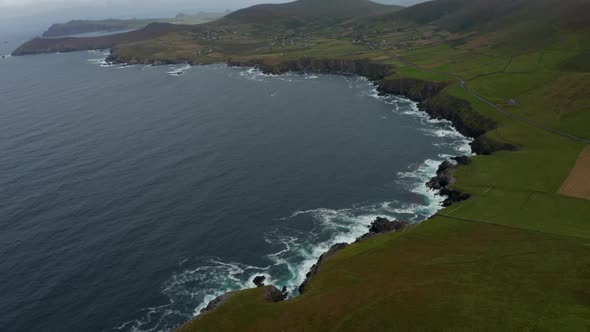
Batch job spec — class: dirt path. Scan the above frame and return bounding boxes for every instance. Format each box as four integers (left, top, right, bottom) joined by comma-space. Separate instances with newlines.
559, 145, 590, 200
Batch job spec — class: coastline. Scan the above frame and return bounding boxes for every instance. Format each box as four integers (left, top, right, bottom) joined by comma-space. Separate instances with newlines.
10, 47, 506, 328
141, 57, 493, 323
100, 49, 502, 326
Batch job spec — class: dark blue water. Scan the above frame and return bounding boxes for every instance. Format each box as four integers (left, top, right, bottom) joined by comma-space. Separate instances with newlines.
0, 48, 470, 332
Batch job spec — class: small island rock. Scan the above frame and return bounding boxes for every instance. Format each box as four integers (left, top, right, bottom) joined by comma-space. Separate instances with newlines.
253, 275, 266, 287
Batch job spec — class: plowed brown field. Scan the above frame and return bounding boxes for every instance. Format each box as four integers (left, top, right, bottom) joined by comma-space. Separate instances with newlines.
559, 145, 590, 200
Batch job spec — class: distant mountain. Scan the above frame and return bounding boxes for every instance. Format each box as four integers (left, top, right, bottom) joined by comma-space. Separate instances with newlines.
225, 0, 401, 23
14, 0, 589, 57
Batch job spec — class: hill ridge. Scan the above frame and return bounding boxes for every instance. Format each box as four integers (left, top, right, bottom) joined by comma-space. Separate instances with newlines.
225, 0, 401, 23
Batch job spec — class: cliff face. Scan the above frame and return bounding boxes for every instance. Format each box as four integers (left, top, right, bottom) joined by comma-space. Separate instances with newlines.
419, 94, 495, 138
227, 58, 394, 80
378, 77, 448, 102
418, 94, 515, 155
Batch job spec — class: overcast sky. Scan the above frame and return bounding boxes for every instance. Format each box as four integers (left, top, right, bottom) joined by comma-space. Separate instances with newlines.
0, 0, 420, 20
0, 0, 283, 20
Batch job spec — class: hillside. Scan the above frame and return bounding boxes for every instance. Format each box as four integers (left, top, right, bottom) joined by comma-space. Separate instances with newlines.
12, 23, 191, 56
389, 0, 590, 33
225, 0, 401, 23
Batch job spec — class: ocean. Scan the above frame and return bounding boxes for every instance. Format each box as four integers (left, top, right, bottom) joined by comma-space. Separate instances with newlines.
0, 36, 470, 332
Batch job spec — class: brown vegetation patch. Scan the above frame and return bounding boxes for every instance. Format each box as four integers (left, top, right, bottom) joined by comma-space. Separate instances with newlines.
541, 74, 590, 118
559, 145, 590, 200
460, 34, 493, 49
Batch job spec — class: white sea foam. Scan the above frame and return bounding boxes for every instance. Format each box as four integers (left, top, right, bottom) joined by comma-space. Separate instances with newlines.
88, 49, 110, 55
113, 72, 473, 332
269, 209, 398, 293
238, 67, 275, 81
88, 58, 115, 67
237, 67, 305, 83
385, 95, 473, 156
167, 64, 191, 76
86, 50, 114, 67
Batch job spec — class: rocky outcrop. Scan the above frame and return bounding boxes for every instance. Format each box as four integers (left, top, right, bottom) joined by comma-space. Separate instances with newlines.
200, 292, 236, 314
378, 78, 447, 102
369, 217, 408, 233
416, 93, 517, 155
426, 160, 457, 190
452, 155, 471, 165
427, 159, 471, 207
440, 188, 471, 207
471, 135, 517, 155
357, 217, 409, 242
266, 286, 289, 303
253, 275, 266, 287
419, 94, 496, 139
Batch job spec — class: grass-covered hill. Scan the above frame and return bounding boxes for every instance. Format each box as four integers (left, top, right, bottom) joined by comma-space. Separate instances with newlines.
389, 0, 590, 34
11, 0, 590, 330
225, 0, 401, 23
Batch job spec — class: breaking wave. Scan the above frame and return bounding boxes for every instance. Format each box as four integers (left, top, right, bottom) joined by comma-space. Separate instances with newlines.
87, 50, 114, 67
167, 64, 192, 76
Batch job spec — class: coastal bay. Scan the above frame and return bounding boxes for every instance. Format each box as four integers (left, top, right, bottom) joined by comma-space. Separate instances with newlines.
0, 50, 469, 332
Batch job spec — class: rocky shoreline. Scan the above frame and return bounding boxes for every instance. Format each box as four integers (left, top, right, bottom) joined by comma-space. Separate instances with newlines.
199, 216, 411, 318
198, 155, 471, 315
182, 55, 511, 319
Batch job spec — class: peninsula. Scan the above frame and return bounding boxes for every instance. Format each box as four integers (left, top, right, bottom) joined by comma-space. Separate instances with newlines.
41, 12, 227, 38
